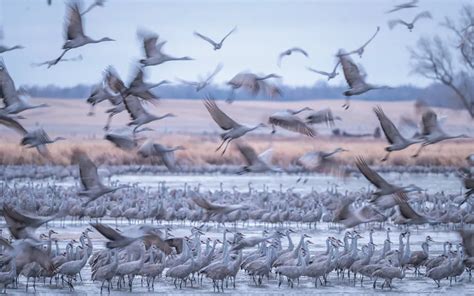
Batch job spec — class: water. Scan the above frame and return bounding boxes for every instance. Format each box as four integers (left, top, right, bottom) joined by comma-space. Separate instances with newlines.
1, 172, 470, 295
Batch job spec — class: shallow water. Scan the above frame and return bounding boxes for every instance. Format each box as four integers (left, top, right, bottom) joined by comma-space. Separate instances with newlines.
1, 172, 470, 295
40, 171, 464, 195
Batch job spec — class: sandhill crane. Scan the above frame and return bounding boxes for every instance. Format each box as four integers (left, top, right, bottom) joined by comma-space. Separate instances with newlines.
137, 140, 185, 171
386, 0, 418, 13
467, 154, 474, 166
105, 129, 148, 151
338, 26, 380, 58
90, 223, 150, 249
124, 96, 175, 132
235, 142, 282, 174
124, 67, 170, 100
372, 265, 406, 289
409, 235, 433, 275
0, 26, 23, 54
75, 152, 128, 206
0, 60, 49, 114
0, 115, 50, 155
226, 72, 281, 102
194, 27, 237, 50
115, 244, 145, 291
297, 148, 348, 177
192, 194, 250, 220
356, 156, 422, 201
31, 54, 82, 68
51, 1, 114, 66
81, 0, 106, 15
203, 97, 266, 154
268, 107, 315, 137
334, 201, 386, 228
426, 251, 454, 287
56, 245, 89, 291
388, 11, 432, 32
2, 205, 58, 240
278, 47, 309, 67
373, 106, 422, 161
138, 30, 192, 67
338, 50, 391, 109
0, 258, 15, 293
412, 109, 470, 157
459, 170, 474, 205
177, 63, 223, 92
92, 249, 118, 293
307, 61, 340, 81
0, 237, 55, 276
305, 108, 341, 126
20, 128, 66, 157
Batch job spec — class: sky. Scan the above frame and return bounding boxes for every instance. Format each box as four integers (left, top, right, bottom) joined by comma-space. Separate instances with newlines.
0, 0, 468, 88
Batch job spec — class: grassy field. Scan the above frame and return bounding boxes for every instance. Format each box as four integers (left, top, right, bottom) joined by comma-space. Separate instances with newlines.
0, 98, 472, 166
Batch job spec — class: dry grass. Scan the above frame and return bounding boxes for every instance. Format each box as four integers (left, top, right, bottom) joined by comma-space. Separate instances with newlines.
0, 98, 472, 167
0, 133, 471, 167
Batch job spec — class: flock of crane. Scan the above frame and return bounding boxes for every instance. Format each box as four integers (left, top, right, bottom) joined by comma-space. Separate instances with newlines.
0, 0, 473, 294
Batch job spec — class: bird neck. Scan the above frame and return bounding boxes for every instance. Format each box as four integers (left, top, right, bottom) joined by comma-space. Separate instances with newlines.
257, 74, 275, 81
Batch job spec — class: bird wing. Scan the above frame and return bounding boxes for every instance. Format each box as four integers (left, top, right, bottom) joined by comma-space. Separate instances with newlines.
269, 113, 316, 137
388, 19, 409, 29
90, 223, 126, 241
164, 238, 184, 254
142, 33, 159, 58
307, 67, 331, 76
3, 204, 54, 227
373, 106, 405, 145
143, 233, 173, 255
0, 60, 20, 107
412, 11, 432, 24
289, 47, 309, 57
421, 109, 443, 135
104, 66, 126, 96
205, 63, 223, 83
235, 142, 260, 166
355, 156, 391, 189
194, 31, 217, 47
220, 26, 237, 44
129, 68, 145, 89
25, 242, 56, 273
393, 192, 425, 221
136, 90, 159, 102
124, 96, 146, 121
203, 96, 239, 130
192, 195, 222, 211
105, 134, 136, 151
359, 26, 380, 49
298, 152, 322, 169
78, 152, 102, 190
65, 1, 85, 40
258, 148, 273, 166
459, 229, 474, 257
0, 114, 27, 135
339, 55, 366, 89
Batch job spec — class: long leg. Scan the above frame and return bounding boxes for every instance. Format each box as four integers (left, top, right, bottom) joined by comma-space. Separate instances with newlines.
412, 143, 426, 158
221, 138, 233, 155
215, 137, 228, 152
104, 112, 116, 131
342, 97, 350, 110
49, 49, 70, 68
381, 151, 391, 162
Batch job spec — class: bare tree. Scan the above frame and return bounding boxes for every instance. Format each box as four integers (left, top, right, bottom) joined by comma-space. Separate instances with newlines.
409, 5, 474, 118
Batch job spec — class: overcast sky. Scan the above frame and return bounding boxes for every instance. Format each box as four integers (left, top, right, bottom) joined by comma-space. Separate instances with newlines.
0, 0, 467, 88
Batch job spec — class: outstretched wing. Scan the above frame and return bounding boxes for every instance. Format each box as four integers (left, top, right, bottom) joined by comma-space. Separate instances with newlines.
235, 142, 259, 166
388, 19, 409, 30
90, 223, 126, 241
65, 1, 85, 40
203, 96, 239, 130
339, 54, 365, 89
0, 114, 27, 135
373, 106, 405, 145
412, 11, 432, 24
194, 31, 217, 47
355, 156, 391, 189
78, 152, 102, 190
220, 26, 237, 44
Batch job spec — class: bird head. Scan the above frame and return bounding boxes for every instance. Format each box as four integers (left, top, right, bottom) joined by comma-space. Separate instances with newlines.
100, 37, 115, 42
